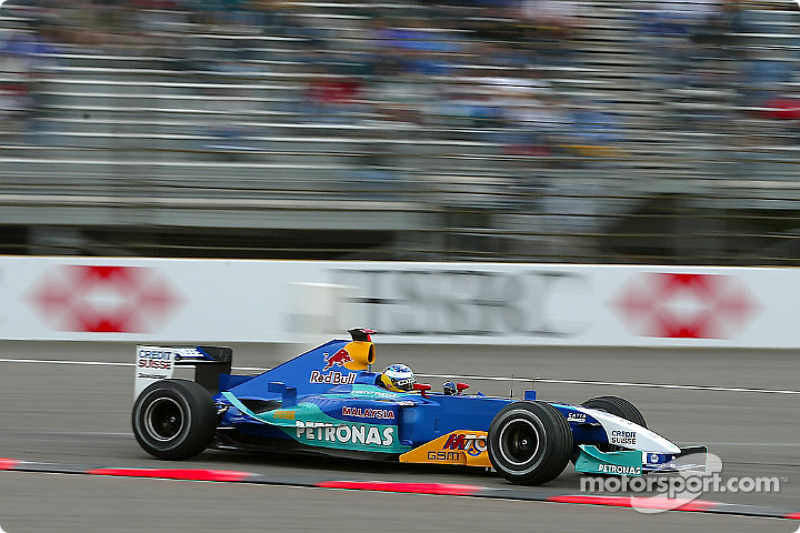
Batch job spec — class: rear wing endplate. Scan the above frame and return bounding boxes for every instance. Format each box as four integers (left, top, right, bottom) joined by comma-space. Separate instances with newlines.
134, 345, 232, 398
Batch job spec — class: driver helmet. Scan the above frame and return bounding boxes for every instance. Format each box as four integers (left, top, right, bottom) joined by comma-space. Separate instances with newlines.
380, 363, 416, 392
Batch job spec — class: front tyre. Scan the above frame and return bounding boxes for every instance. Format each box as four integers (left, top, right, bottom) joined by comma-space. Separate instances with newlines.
132, 379, 217, 460
488, 401, 573, 485
574, 396, 647, 461
581, 396, 647, 428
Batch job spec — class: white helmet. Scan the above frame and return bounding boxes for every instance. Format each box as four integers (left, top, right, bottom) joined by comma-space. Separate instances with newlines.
381, 363, 416, 392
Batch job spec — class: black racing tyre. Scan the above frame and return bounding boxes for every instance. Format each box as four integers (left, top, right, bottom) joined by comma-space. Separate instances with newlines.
132, 379, 217, 460
575, 396, 647, 462
581, 396, 647, 429
488, 401, 573, 485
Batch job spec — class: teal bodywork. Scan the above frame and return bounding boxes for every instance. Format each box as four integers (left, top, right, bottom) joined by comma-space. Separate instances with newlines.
574, 445, 643, 476
222, 387, 413, 454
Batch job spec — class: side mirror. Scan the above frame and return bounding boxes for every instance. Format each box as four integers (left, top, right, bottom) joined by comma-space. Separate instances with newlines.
413, 383, 432, 398
456, 382, 469, 394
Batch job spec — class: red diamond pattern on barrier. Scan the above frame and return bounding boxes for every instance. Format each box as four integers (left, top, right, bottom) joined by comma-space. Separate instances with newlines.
30, 265, 182, 333
613, 273, 758, 339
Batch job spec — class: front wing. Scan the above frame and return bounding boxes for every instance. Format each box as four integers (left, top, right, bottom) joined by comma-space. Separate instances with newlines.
575, 445, 709, 476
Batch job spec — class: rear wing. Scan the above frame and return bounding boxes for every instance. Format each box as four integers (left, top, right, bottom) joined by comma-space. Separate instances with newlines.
135, 345, 232, 398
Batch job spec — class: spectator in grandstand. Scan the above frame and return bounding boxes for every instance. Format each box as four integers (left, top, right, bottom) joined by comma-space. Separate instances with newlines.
133, 5, 190, 65
247, 0, 290, 31
760, 90, 800, 142
481, 65, 553, 141
201, 85, 262, 159
517, 0, 583, 39
0, 82, 32, 145
1, 20, 62, 68
689, 0, 743, 50
369, 69, 435, 126
369, 16, 462, 76
638, 0, 723, 36
563, 99, 627, 159
483, 66, 552, 109
0, 20, 64, 145
502, 94, 569, 157
512, 0, 586, 64
740, 47, 796, 106
432, 71, 505, 136
302, 63, 367, 123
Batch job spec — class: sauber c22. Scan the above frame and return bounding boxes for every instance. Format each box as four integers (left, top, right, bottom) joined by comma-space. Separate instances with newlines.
132, 329, 705, 485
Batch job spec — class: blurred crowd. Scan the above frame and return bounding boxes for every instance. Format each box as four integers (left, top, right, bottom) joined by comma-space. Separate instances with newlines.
1, 0, 799, 157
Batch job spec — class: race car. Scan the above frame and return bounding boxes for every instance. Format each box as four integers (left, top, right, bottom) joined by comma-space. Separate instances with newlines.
132, 329, 705, 485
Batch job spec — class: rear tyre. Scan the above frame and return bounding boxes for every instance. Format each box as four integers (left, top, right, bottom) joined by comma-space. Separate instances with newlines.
132, 379, 217, 460
581, 396, 647, 428
488, 401, 573, 485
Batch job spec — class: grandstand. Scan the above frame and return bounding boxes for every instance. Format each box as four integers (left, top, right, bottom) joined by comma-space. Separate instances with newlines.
1, 0, 798, 263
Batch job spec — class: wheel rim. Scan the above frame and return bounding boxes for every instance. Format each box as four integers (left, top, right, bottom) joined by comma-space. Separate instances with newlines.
498, 418, 541, 466
143, 397, 186, 442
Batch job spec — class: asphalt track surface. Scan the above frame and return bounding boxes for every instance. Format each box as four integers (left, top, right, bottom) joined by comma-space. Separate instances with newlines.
0, 341, 798, 532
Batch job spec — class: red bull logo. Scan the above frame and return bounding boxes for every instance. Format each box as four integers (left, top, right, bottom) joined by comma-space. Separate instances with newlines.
309, 370, 356, 385
322, 348, 353, 372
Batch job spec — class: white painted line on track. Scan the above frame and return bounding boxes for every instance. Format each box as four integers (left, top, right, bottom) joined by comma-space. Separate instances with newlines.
0, 358, 132, 366
0, 429, 132, 437
0, 359, 265, 372
683, 442, 800, 447
2, 358, 799, 395
418, 373, 800, 396
534, 379, 800, 396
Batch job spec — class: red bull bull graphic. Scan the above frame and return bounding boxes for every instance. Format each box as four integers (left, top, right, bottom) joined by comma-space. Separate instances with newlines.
311, 347, 358, 385
322, 348, 353, 371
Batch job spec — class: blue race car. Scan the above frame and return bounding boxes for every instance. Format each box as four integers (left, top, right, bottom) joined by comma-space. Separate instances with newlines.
132, 329, 705, 485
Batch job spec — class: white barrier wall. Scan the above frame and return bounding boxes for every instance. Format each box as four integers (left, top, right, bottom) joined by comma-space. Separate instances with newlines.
0, 256, 794, 348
